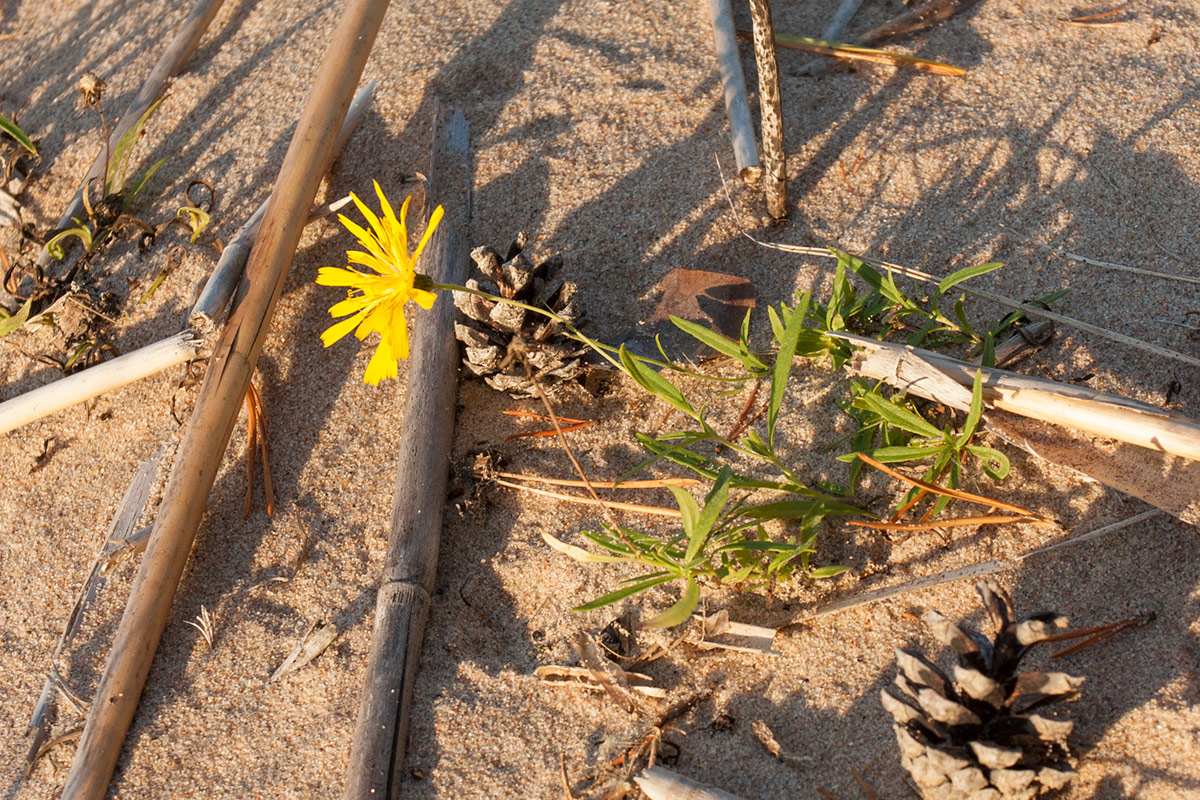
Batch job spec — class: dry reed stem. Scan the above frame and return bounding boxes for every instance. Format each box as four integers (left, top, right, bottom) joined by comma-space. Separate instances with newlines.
492, 471, 699, 490
490, 478, 681, 518
848, 514, 1052, 532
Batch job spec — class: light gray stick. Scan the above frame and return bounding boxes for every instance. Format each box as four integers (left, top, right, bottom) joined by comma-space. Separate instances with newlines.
705, 0, 760, 179
793, 0, 867, 76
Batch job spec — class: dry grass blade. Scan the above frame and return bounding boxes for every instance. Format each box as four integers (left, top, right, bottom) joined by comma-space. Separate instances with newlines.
738, 30, 966, 75
492, 471, 700, 490
1066, 6, 1131, 25
572, 631, 638, 713
855, 453, 1050, 520
1047, 614, 1151, 658
241, 383, 274, 518
490, 477, 682, 517
503, 408, 593, 440
848, 514, 1053, 532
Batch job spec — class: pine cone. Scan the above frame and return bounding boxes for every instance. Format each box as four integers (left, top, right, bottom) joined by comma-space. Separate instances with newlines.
882, 581, 1083, 800
453, 232, 587, 397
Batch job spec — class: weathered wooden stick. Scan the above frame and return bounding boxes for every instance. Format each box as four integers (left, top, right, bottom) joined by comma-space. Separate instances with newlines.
838, 333, 1200, 461
342, 104, 470, 800
59, 2, 392, 797
36, 0, 227, 271
746, 0, 787, 218
705, 0, 760, 180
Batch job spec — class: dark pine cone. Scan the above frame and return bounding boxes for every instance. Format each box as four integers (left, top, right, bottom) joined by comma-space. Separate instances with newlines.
882, 581, 1083, 800
453, 232, 587, 397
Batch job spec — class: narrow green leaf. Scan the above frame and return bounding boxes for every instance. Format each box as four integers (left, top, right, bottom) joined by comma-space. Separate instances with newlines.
686, 468, 731, 563
741, 499, 861, 519
958, 370, 984, 447
837, 444, 946, 464
809, 565, 850, 579
0, 112, 37, 155
670, 315, 745, 361
769, 297, 805, 448
127, 157, 168, 204
855, 391, 943, 439
644, 578, 700, 628
667, 485, 701, 541
573, 573, 676, 611
0, 298, 33, 338
619, 344, 697, 419
937, 262, 1003, 296
980, 332, 996, 368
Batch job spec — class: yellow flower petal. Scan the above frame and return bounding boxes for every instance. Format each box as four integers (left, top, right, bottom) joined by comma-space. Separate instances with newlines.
412, 288, 438, 310
412, 204, 444, 264
321, 309, 368, 347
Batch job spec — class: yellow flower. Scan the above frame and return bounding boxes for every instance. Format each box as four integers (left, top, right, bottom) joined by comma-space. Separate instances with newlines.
317, 181, 443, 385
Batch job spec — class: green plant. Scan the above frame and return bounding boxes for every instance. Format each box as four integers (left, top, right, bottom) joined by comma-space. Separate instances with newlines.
45, 98, 167, 261
838, 371, 1009, 518
537, 249, 1037, 625
0, 111, 37, 156
544, 467, 855, 627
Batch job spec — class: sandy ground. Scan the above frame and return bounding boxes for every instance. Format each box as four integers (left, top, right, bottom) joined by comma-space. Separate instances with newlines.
2, 0, 1199, 798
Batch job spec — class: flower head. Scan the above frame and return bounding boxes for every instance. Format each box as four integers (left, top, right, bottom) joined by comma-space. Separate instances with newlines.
317, 181, 443, 385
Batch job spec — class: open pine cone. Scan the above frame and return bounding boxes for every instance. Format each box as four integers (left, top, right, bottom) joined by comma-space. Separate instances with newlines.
453, 232, 587, 397
882, 581, 1083, 800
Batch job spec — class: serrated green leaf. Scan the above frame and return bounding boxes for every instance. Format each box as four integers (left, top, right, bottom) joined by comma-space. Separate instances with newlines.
644, 578, 700, 628
937, 262, 1002, 296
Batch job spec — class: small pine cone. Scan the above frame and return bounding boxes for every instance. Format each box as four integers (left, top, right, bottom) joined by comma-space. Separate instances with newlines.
453, 232, 587, 397
882, 581, 1082, 800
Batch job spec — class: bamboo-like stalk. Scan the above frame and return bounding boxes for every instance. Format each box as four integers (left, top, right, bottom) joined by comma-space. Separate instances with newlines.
746, 0, 787, 218
59, 2, 392, 797
342, 103, 470, 800
839, 333, 1200, 461
190, 81, 377, 332
35, 0, 227, 272
0, 331, 199, 434
705, 0, 760, 180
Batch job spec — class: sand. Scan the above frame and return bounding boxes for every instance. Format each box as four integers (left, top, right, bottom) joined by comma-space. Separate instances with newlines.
2, 0, 1199, 798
